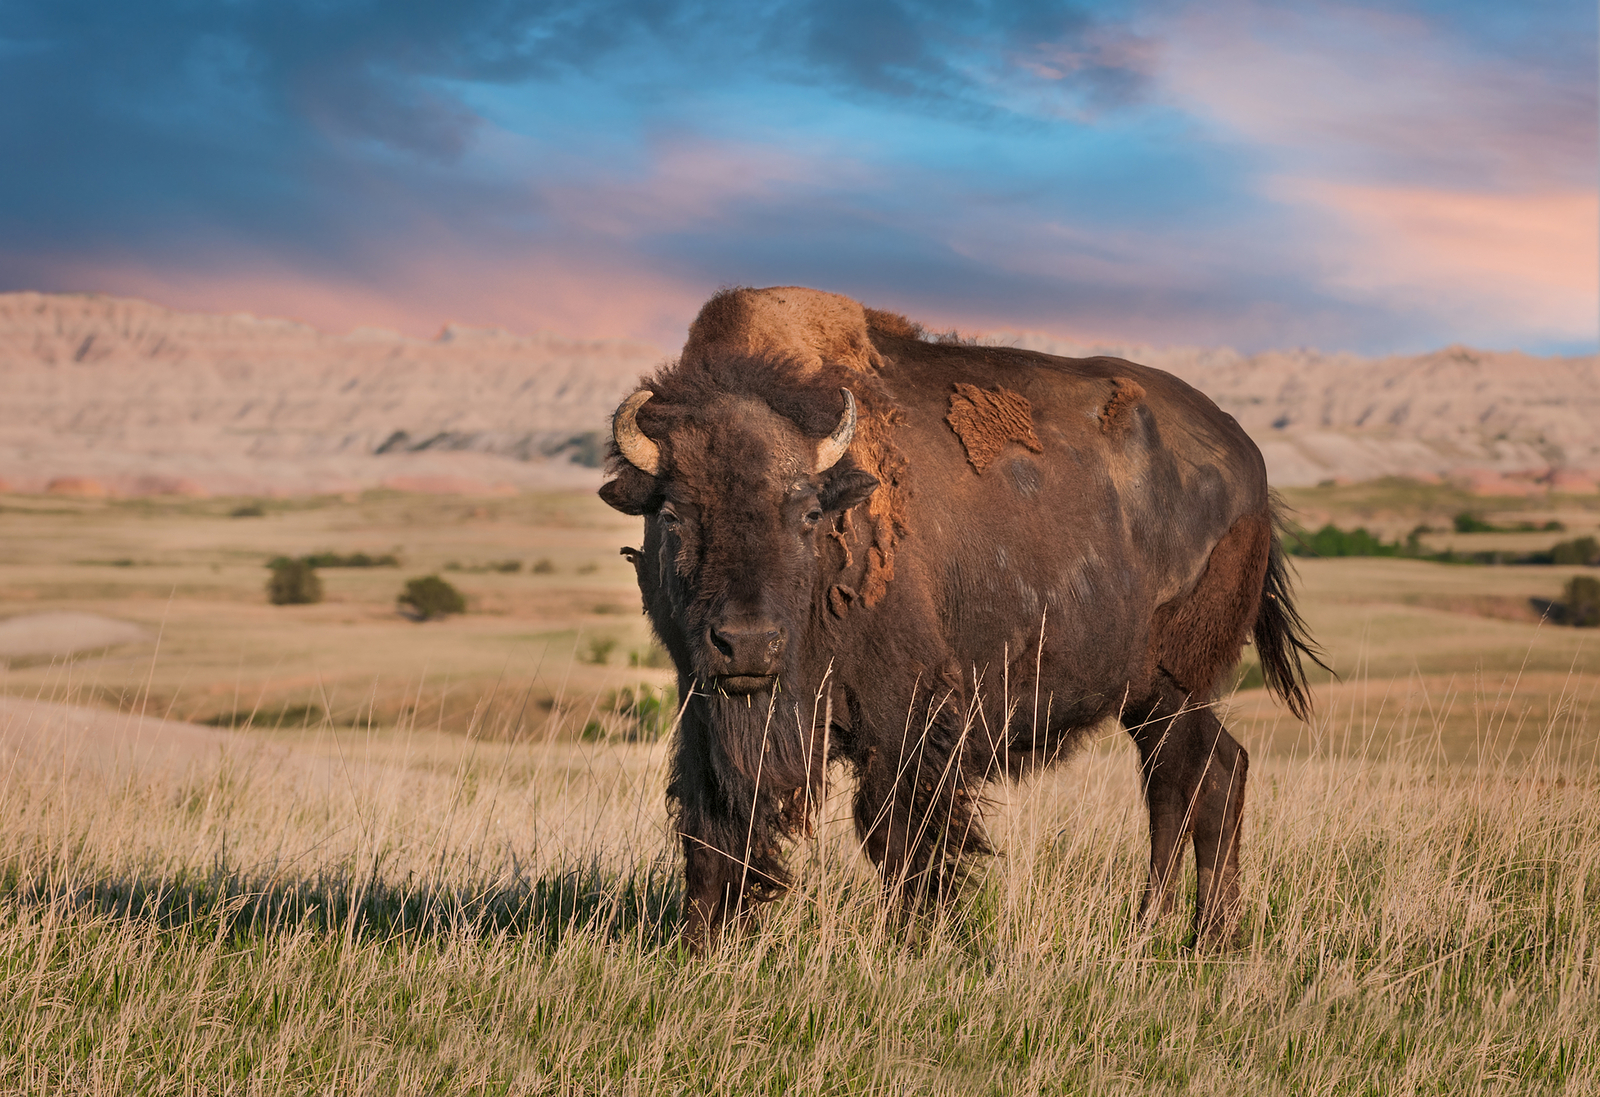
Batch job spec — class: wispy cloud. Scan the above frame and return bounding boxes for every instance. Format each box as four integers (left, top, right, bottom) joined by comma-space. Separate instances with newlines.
1155, 0, 1598, 348
0, 0, 1593, 354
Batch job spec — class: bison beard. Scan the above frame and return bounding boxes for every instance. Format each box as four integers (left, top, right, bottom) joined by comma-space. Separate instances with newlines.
602, 294, 1323, 953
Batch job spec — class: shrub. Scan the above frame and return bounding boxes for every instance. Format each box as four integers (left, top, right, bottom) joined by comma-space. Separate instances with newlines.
398, 575, 466, 620
1452, 513, 1564, 534
582, 684, 679, 742
301, 551, 399, 568
584, 637, 617, 665
531, 558, 556, 574
1551, 537, 1600, 567
629, 643, 671, 669
267, 560, 322, 605
1287, 523, 1403, 558
1562, 575, 1600, 628
229, 503, 265, 518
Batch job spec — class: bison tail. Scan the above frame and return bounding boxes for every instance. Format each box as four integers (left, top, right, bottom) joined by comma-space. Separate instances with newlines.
1253, 506, 1330, 721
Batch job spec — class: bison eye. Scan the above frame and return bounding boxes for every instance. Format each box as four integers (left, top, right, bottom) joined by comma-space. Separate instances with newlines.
803, 508, 823, 529
659, 506, 681, 530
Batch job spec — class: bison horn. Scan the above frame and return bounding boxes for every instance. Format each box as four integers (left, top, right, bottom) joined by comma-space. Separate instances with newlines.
811, 389, 857, 473
613, 390, 660, 476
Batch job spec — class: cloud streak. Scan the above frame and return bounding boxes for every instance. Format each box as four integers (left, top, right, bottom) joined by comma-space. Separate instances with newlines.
0, 0, 1593, 354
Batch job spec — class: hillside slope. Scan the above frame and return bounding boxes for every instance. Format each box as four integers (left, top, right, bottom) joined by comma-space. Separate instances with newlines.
1005, 334, 1600, 490
1, 292, 1594, 495
0, 293, 663, 495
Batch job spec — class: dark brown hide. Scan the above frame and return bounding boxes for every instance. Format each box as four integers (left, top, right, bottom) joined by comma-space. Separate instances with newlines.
601, 293, 1322, 953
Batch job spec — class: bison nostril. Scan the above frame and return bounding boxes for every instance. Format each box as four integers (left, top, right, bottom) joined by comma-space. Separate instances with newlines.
707, 622, 785, 670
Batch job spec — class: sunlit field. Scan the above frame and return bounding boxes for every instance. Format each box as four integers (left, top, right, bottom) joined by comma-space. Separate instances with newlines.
1, 485, 1598, 1093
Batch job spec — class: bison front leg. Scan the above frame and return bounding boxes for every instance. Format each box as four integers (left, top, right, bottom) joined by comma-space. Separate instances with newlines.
851, 717, 989, 913
678, 824, 742, 953
1122, 674, 1249, 948
670, 702, 808, 953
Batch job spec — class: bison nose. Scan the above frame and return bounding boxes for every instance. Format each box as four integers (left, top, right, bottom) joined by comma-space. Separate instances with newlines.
707, 622, 786, 673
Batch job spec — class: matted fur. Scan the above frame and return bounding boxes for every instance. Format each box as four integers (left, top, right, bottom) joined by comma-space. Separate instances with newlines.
1099, 377, 1146, 434
945, 383, 1044, 474
682, 287, 884, 375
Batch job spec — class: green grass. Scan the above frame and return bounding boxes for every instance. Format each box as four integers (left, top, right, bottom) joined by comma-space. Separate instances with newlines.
2, 483, 1600, 1090
1, 675, 1597, 1094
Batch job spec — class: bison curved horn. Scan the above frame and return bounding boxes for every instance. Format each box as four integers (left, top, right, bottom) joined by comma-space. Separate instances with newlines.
811, 389, 857, 474
613, 390, 661, 476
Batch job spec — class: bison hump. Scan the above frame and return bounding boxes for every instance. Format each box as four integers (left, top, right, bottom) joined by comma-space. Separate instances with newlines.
681, 286, 883, 374
946, 383, 1044, 474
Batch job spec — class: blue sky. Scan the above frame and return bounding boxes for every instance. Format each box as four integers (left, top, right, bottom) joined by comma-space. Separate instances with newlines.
1, 0, 1594, 354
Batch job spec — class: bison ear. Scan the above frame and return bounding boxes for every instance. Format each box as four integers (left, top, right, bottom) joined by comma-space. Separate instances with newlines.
599, 469, 657, 515
819, 467, 879, 514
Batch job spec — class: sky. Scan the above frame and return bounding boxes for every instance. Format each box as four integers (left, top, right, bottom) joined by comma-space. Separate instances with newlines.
1, 0, 1595, 355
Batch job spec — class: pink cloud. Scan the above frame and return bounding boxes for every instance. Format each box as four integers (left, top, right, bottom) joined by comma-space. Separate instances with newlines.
1148, 0, 1598, 345
1265, 182, 1598, 338
10, 245, 707, 347
1159, 1, 1594, 192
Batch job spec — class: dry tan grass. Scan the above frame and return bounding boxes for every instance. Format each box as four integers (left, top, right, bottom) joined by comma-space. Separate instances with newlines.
0, 657, 1596, 1093
0, 491, 671, 733
1, 487, 1598, 1091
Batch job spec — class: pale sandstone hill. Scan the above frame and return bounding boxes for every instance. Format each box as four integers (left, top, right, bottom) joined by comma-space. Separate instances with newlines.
1, 292, 1594, 495
1002, 334, 1600, 490
0, 292, 664, 495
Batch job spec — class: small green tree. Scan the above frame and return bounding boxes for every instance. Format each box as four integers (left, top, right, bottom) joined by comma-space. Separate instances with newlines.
267, 559, 322, 605
398, 575, 466, 620
1562, 575, 1600, 628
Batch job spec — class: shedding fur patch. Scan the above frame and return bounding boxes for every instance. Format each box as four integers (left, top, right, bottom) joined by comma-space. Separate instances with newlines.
945, 383, 1043, 474
828, 584, 857, 617
1099, 378, 1146, 434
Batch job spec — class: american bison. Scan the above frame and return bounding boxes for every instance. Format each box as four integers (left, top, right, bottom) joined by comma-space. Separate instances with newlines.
600, 287, 1321, 950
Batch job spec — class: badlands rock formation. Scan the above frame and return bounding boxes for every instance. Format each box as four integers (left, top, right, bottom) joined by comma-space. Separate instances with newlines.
0, 291, 1594, 495
0, 292, 663, 496
1005, 334, 1600, 490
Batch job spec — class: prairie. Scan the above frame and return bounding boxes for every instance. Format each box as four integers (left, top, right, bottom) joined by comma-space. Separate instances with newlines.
0, 485, 1597, 1093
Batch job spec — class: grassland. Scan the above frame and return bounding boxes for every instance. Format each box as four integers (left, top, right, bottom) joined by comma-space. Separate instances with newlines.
1, 485, 1598, 1093
0, 490, 673, 737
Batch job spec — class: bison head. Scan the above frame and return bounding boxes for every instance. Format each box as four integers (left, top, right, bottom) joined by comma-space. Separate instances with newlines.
600, 385, 879, 696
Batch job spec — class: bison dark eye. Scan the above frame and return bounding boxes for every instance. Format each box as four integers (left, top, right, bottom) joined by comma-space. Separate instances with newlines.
659, 507, 681, 530
803, 508, 823, 529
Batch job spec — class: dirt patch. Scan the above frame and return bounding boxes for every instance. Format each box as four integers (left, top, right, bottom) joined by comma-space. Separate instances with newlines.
1396, 594, 1546, 625
0, 611, 151, 661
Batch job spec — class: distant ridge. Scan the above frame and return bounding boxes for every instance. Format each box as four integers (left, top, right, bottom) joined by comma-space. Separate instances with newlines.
1000, 333, 1600, 492
0, 292, 665, 496
0, 292, 1594, 496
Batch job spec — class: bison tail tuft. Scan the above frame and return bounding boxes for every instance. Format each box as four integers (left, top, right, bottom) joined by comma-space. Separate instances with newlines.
1253, 505, 1331, 721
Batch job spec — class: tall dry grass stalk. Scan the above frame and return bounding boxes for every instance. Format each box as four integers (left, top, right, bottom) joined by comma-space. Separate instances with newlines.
0, 658, 1595, 1094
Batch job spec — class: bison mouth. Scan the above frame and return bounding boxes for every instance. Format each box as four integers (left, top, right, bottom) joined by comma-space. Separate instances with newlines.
715, 674, 777, 695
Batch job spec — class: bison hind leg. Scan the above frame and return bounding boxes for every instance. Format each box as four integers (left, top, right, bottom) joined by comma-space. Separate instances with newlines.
1122, 673, 1249, 949
1151, 510, 1272, 701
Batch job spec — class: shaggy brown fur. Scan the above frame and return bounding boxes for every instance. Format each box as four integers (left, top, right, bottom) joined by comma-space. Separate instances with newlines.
602, 287, 1323, 953
682, 287, 883, 374
945, 383, 1045, 474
